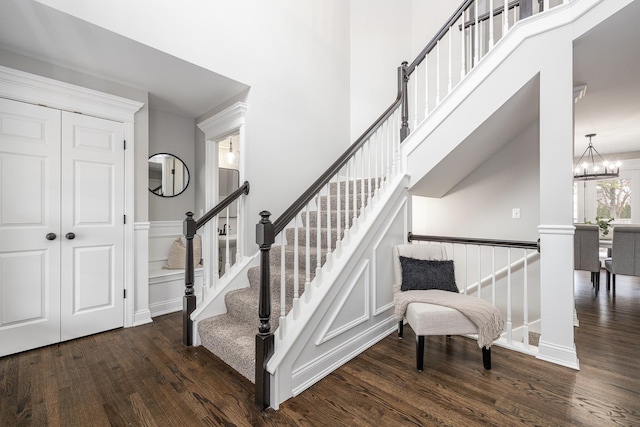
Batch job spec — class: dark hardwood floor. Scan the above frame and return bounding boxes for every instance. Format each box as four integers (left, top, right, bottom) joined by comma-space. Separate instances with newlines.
2, 272, 639, 426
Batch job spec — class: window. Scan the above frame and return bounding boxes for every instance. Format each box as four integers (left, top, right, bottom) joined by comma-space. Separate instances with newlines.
596, 179, 631, 224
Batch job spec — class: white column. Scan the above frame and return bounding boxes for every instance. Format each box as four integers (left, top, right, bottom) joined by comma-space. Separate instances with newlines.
537, 39, 579, 370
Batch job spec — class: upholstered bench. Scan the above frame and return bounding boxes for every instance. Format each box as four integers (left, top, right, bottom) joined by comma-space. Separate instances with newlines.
393, 244, 503, 371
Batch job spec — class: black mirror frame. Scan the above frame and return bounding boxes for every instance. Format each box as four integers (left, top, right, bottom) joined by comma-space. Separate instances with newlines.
148, 153, 190, 198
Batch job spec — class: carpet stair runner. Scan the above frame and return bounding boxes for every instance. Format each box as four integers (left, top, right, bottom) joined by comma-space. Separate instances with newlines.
198, 179, 378, 382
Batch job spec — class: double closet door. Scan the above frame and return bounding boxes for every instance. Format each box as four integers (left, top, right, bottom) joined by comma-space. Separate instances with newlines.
0, 97, 125, 357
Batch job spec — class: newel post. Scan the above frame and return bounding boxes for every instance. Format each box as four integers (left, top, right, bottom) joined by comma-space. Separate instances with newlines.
255, 211, 275, 409
400, 61, 410, 142
183, 211, 196, 346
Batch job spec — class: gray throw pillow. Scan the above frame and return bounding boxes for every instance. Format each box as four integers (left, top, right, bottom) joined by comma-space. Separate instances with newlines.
399, 256, 458, 293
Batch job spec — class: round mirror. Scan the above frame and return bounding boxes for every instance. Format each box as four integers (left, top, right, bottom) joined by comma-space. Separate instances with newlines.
148, 153, 190, 197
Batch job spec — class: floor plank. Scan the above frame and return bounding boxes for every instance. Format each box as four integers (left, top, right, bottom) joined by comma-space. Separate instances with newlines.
1, 271, 639, 426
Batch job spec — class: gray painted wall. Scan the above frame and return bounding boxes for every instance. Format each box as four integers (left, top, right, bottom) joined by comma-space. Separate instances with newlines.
148, 108, 195, 221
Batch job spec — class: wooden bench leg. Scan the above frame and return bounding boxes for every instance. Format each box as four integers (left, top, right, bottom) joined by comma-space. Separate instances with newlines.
416, 335, 424, 371
482, 346, 491, 370
398, 320, 403, 339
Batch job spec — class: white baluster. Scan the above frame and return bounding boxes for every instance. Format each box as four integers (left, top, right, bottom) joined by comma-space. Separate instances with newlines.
387, 114, 392, 182
474, 1, 479, 66
489, 0, 495, 49
235, 199, 241, 267
360, 145, 366, 221
477, 245, 482, 299
436, 40, 441, 105
460, 13, 466, 80
447, 29, 453, 93
523, 248, 529, 347
293, 214, 299, 319
353, 153, 358, 231
507, 248, 512, 344
503, 0, 509, 36
374, 129, 380, 195
336, 168, 342, 256
344, 158, 350, 243
280, 237, 286, 339
413, 67, 419, 129
392, 111, 398, 177
316, 189, 322, 281
464, 244, 468, 294
543, 0, 550, 11
213, 213, 220, 283
492, 246, 496, 306
225, 207, 231, 273
325, 182, 332, 269
424, 56, 429, 116
366, 140, 372, 213
305, 204, 312, 303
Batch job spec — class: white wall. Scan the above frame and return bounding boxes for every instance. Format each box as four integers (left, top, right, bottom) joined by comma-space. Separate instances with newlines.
409, 1, 460, 59
349, 0, 411, 141
35, 0, 353, 253
148, 108, 195, 221
412, 120, 540, 241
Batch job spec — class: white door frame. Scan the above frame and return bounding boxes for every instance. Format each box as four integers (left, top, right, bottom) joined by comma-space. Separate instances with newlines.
0, 65, 144, 327
196, 102, 247, 294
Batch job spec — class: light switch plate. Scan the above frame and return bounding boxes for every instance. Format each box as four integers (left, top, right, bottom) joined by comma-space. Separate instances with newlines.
512, 208, 521, 219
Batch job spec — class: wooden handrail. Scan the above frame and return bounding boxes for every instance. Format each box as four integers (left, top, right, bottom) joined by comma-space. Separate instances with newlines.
196, 181, 250, 231
182, 181, 250, 346
272, 81, 403, 236
408, 232, 540, 251
406, 0, 475, 74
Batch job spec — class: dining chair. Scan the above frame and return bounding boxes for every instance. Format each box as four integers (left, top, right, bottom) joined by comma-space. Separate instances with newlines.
604, 225, 640, 294
574, 224, 601, 295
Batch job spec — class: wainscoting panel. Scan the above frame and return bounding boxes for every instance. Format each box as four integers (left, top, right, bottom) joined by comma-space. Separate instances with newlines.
267, 176, 409, 406
148, 221, 202, 317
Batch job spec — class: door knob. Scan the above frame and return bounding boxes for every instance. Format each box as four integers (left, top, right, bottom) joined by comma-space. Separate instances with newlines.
46, 233, 57, 240
65, 232, 76, 240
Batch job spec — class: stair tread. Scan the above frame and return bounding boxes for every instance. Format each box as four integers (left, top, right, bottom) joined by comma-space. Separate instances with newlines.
198, 178, 376, 381
198, 315, 256, 383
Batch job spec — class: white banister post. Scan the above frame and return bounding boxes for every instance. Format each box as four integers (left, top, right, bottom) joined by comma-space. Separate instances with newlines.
537, 39, 579, 370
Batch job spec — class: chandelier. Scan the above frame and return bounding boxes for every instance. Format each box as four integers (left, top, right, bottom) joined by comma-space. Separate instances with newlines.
573, 133, 619, 181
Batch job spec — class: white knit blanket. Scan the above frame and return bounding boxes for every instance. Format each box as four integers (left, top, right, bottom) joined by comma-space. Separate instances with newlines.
394, 289, 504, 349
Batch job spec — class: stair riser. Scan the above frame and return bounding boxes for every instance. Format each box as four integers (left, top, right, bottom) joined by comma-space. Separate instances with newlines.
247, 265, 315, 293
328, 178, 380, 194
224, 290, 295, 331
268, 245, 328, 273
318, 193, 369, 210
284, 227, 345, 249
301, 211, 358, 229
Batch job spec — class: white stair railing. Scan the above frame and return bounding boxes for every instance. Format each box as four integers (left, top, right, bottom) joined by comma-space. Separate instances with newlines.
400, 0, 568, 138
408, 233, 541, 353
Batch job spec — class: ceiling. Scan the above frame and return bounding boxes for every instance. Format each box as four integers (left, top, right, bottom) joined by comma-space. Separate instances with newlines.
0, 0, 638, 154
0, 0, 248, 118
573, 1, 640, 156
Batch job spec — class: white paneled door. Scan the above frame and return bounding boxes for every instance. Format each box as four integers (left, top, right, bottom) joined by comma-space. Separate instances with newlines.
0, 98, 125, 357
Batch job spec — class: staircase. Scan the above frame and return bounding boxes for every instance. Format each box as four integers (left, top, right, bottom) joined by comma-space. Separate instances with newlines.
198, 180, 377, 382
189, 0, 634, 409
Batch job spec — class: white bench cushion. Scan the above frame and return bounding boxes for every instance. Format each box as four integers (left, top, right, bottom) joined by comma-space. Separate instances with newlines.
406, 302, 476, 336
